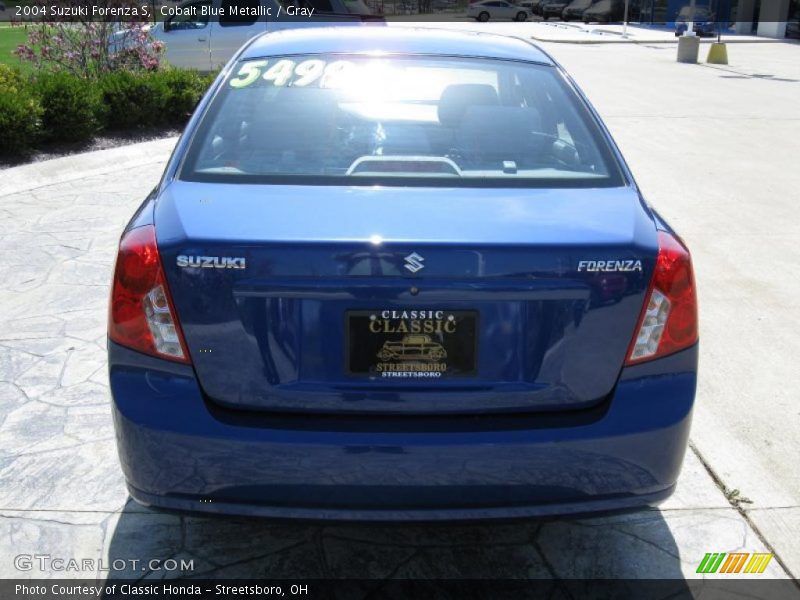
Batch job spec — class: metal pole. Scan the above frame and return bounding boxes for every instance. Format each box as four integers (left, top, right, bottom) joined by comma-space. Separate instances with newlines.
717, 0, 725, 43
685, 0, 697, 36
623, 0, 630, 37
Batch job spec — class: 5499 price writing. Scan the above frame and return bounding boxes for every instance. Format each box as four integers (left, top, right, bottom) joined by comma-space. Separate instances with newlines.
229, 58, 355, 89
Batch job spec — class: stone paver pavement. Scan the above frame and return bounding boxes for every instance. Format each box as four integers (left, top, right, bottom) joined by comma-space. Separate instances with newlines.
0, 138, 787, 584
2, 38, 799, 582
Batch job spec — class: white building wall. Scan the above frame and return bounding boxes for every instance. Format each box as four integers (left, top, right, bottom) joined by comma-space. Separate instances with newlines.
756, 0, 790, 37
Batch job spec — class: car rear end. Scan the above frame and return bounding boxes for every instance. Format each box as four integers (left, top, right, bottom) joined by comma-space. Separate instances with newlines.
108, 30, 698, 520
543, 2, 568, 19
563, 0, 593, 20
529, 0, 545, 15
583, 0, 619, 23
466, 1, 485, 19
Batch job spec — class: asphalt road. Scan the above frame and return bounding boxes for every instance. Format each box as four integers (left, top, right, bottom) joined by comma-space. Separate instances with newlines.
1, 29, 799, 583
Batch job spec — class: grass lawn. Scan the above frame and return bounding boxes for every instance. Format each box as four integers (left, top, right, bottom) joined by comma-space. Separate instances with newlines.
0, 25, 33, 74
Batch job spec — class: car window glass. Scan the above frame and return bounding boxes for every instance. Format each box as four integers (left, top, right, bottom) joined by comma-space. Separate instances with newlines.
219, 0, 260, 26
181, 55, 623, 187
167, 0, 211, 29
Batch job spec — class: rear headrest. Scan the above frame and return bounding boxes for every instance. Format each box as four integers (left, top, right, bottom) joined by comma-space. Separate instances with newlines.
242, 88, 337, 156
461, 105, 542, 133
438, 84, 499, 127
457, 105, 544, 161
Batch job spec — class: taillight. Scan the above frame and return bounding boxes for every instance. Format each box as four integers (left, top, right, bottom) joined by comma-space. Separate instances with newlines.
108, 225, 191, 364
625, 230, 698, 365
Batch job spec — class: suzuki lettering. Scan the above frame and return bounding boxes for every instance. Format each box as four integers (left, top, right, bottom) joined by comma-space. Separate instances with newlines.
176, 255, 246, 269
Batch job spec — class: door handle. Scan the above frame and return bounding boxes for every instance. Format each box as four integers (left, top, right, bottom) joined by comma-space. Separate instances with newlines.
198, 36, 207, 42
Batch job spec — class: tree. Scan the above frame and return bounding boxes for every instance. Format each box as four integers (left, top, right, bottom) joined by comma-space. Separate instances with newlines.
14, 0, 164, 77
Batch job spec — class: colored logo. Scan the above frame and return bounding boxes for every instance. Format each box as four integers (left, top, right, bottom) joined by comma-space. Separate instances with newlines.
696, 552, 773, 574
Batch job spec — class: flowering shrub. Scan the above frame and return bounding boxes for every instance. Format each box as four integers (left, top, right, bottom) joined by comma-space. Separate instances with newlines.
13, 1, 164, 77
0, 64, 25, 91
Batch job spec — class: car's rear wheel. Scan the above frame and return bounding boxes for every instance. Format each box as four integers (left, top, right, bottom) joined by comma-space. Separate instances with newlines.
515, 11, 527, 21
478, 11, 490, 21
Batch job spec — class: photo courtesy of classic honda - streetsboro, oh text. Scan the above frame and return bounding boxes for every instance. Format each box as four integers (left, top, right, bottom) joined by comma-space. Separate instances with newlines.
107, 27, 698, 521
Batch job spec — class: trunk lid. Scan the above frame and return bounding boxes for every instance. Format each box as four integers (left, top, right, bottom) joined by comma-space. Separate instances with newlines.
156, 182, 657, 414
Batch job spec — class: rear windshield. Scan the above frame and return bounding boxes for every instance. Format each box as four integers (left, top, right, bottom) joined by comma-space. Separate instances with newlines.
180, 54, 624, 187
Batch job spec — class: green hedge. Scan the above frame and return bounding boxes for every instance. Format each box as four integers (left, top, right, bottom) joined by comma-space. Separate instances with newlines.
98, 70, 171, 130
99, 69, 216, 131
155, 69, 217, 126
0, 66, 216, 158
0, 65, 43, 157
34, 71, 104, 144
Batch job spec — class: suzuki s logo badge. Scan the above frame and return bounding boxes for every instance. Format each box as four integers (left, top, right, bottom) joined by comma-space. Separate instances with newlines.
578, 259, 642, 273
404, 252, 425, 273
176, 255, 246, 270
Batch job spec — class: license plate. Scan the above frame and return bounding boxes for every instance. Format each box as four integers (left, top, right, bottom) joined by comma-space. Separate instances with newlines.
346, 310, 477, 379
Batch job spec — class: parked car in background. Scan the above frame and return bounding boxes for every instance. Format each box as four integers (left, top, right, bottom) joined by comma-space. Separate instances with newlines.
432, 0, 459, 9
542, 0, 570, 20
530, 0, 548, 15
467, 0, 529, 21
562, 0, 598, 20
582, 0, 624, 23
675, 6, 716, 36
146, 0, 382, 70
518, 0, 543, 14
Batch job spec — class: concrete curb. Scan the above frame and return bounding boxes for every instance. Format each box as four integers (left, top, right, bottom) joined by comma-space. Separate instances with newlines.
1, 136, 179, 198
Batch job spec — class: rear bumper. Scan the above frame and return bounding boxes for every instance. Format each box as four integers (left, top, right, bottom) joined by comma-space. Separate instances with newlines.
109, 342, 697, 521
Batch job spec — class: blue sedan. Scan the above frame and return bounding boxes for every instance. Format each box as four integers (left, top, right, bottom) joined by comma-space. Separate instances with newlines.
108, 27, 698, 520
